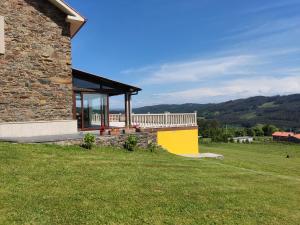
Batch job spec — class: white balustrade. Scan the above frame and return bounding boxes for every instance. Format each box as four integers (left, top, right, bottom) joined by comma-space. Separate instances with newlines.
131, 112, 197, 128
109, 113, 124, 122
92, 112, 197, 128
91, 113, 101, 125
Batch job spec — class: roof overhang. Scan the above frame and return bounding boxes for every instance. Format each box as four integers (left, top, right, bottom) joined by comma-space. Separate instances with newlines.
72, 69, 142, 96
48, 0, 86, 38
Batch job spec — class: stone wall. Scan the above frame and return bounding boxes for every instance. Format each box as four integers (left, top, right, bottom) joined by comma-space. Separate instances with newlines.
52, 132, 158, 149
96, 132, 157, 149
0, 0, 73, 123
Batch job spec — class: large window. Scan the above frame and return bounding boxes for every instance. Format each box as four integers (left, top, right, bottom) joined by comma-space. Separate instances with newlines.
75, 93, 108, 130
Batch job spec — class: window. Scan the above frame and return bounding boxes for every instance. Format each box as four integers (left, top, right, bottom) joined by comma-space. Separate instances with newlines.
73, 77, 100, 89
0, 16, 4, 54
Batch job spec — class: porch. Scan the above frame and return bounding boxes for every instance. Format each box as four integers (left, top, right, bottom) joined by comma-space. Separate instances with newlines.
72, 69, 198, 131
73, 69, 140, 131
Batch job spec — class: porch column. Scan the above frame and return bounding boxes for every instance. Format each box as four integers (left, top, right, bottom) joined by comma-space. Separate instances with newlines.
125, 93, 132, 127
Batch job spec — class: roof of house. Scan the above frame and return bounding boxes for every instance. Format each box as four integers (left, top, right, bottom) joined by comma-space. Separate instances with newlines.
272, 132, 295, 137
293, 134, 300, 139
48, 0, 86, 38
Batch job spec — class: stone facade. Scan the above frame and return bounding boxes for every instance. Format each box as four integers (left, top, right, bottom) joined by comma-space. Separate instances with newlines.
0, 0, 73, 123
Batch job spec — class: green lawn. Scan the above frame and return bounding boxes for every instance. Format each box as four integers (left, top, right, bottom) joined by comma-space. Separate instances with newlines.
0, 142, 299, 225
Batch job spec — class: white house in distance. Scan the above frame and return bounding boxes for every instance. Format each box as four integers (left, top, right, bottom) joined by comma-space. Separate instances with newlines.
232, 136, 254, 143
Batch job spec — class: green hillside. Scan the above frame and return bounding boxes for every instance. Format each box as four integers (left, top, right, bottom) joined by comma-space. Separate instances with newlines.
134, 94, 300, 129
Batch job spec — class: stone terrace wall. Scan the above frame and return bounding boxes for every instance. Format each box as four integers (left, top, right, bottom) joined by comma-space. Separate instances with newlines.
0, 0, 73, 122
52, 132, 158, 149
96, 132, 157, 149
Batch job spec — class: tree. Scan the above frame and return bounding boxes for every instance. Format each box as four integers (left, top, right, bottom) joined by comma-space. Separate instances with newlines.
234, 128, 246, 137
253, 125, 264, 136
211, 128, 230, 143
246, 128, 256, 137
198, 119, 220, 138
262, 124, 279, 136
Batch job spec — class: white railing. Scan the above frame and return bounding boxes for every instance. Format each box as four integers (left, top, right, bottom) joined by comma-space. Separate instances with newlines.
131, 112, 197, 128
109, 113, 125, 122
92, 114, 101, 123
92, 114, 125, 123
109, 114, 125, 127
91, 112, 197, 128
91, 113, 125, 127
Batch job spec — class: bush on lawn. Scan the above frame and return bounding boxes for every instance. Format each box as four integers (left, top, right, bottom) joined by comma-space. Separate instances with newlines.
147, 141, 160, 152
124, 135, 138, 151
82, 133, 96, 150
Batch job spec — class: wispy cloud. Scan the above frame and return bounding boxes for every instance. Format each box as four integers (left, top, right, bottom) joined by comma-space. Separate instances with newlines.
245, 0, 300, 14
125, 55, 258, 85
123, 45, 300, 85
125, 45, 300, 105
155, 76, 300, 104
223, 16, 300, 43
120, 1, 300, 106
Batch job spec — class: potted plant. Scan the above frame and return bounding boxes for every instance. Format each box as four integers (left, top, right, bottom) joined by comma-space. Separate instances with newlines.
124, 127, 136, 134
110, 128, 120, 136
132, 125, 141, 132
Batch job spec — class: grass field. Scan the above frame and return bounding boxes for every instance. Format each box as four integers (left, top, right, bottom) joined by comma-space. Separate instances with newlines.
0, 142, 299, 225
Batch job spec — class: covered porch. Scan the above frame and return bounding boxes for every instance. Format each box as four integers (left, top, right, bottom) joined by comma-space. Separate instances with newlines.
72, 69, 140, 131
72, 69, 198, 132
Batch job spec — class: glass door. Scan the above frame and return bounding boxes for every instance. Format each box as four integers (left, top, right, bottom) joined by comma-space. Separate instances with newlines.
75, 93, 82, 129
82, 93, 108, 129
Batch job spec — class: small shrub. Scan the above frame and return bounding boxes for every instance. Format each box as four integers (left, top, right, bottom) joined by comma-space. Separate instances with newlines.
82, 133, 96, 150
124, 135, 138, 151
147, 141, 158, 152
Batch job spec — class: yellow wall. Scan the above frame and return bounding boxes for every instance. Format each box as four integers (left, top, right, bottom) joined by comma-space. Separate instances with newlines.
157, 128, 199, 155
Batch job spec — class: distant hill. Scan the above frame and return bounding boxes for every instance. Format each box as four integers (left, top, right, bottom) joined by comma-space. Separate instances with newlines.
133, 94, 300, 129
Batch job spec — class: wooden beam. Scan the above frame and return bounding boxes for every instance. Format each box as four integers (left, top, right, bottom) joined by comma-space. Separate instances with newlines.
125, 93, 132, 128
125, 94, 129, 127
128, 94, 132, 127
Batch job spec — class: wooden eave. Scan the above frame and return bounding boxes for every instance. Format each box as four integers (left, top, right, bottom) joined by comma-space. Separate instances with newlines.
47, 0, 86, 38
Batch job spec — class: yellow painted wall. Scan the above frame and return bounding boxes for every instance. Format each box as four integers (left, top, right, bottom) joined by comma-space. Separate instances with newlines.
157, 128, 199, 155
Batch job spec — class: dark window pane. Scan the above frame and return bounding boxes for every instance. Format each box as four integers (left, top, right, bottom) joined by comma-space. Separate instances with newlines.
73, 77, 100, 89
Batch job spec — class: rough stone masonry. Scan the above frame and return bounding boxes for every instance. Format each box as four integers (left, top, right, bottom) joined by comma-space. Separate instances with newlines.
0, 0, 73, 123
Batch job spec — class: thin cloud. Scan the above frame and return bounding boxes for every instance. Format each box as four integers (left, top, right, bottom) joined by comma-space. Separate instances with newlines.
245, 0, 300, 14
119, 2, 300, 106
156, 76, 300, 104
129, 55, 258, 85
121, 65, 157, 75
223, 16, 300, 42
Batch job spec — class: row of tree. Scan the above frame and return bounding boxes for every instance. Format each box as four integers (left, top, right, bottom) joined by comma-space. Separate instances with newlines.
198, 119, 279, 142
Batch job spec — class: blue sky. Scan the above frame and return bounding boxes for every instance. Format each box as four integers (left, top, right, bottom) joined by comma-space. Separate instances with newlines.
66, 0, 300, 108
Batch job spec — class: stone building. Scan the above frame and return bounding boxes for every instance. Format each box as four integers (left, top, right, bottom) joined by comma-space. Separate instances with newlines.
0, 1, 200, 156
0, 0, 140, 138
